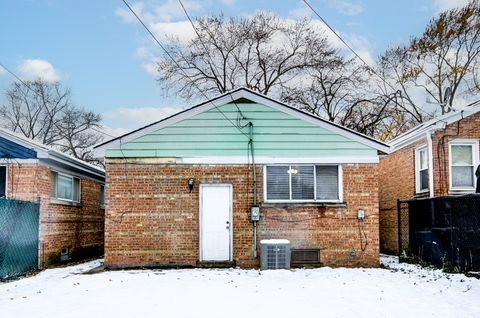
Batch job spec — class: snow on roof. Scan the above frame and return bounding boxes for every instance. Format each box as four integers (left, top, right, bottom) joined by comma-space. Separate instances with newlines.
0, 127, 104, 177
389, 103, 480, 152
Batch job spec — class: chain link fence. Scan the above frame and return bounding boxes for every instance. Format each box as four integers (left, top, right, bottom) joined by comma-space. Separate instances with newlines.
398, 194, 480, 272
0, 198, 40, 280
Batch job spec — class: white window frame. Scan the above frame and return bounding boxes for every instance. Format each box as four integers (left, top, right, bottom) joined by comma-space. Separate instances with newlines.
263, 164, 343, 203
448, 139, 479, 191
52, 171, 81, 203
415, 145, 429, 194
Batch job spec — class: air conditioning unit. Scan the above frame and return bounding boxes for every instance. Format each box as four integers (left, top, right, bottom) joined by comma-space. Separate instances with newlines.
260, 239, 291, 270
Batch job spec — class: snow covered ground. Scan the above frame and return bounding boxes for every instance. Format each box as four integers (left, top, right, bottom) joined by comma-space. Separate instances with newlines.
1, 255, 479, 318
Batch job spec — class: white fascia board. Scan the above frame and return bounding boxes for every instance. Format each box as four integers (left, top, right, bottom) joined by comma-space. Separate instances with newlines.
389, 107, 480, 151
94, 88, 389, 157
93, 93, 244, 158
176, 156, 379, 164
47, 150, 105, 179
236, 90, 389, 153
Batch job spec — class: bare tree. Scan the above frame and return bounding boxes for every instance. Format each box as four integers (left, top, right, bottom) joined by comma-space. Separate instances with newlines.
54, 108, 103, 163
1, 80, 70, 145
378, 1, 480, 115
156, 13, 341, 100
0, 79, 104, 165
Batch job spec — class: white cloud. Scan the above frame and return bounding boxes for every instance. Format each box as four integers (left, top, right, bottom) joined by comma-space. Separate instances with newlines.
153, 0, 201, 22
17, 59, 61, 82
288, 5, 313, 19
98, 125, 132, 138
115, 2, 155, 23
346, 21, 361, 27
149, 20, 196, 44
433, 0, 469, 14
115, 0, 201, 24
220, 0, 235, 5
135, 46, 153, 59
102, 106, 181, 130
328, 0, 364, 16
141, 62, 158, 77
352, 49, 375, 66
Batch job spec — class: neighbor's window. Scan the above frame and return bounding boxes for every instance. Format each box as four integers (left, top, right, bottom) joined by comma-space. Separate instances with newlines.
415, 147, 429, 193
449, 141, 478, 190
0, 165, 6, 198
99, 185, 105, 208
51, 171, 81, 202
265, 165, 340, 202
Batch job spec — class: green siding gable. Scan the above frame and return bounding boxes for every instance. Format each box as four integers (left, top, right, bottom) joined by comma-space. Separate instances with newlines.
105, 103, 377, 158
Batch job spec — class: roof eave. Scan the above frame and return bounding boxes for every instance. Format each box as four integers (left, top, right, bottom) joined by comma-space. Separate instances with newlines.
94, 87, 389, 157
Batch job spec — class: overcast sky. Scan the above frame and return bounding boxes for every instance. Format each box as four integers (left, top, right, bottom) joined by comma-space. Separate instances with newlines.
0, 0, 470, 135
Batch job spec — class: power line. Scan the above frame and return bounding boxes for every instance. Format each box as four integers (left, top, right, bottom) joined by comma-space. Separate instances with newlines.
0, 63, 33, 90
0, 61, 117, 139
177, 0, 247, 123
121, 0, 249, 138
302, 0, 400, 94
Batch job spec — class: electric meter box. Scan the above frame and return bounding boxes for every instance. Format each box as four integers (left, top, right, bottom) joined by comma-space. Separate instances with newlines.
251, 206, 260, 221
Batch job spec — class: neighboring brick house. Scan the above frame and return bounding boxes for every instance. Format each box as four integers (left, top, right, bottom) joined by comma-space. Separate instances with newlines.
0, 128, 105, 267
94, 88, 388, 269
379, 106, 480, 254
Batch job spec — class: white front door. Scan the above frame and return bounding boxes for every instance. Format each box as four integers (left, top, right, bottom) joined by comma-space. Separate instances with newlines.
200, 184, 232, 261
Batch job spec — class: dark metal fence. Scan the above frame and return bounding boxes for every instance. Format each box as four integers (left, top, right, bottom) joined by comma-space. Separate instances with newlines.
0, 198, 40, 280
398, 194, 480, 272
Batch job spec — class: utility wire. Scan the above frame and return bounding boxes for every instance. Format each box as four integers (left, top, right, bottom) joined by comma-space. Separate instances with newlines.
0, 63, 32, 89
177, 0, 247, 123
1, 61, 117, 139
122, 0, 249, 138
302, 0, 400, 94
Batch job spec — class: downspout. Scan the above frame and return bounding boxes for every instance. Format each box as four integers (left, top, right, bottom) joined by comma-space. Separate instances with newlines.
249, 122, 258, 259
426, 130, 435, 198
250, 122, 257, 206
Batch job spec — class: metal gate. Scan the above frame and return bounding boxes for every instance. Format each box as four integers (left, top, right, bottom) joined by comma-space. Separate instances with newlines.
0, 198, 40, 279
398, 195, 480, 272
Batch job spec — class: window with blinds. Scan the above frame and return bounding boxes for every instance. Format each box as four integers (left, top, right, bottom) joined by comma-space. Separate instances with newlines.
265, 165, 340, 202
415, 147, 429, 193
449, 142, 477, 189
316, 166, 339, 200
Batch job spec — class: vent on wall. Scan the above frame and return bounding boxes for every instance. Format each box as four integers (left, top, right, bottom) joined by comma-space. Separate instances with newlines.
260, 239, 291, 270
60, 247, 70, 262
291, 249, 320, 265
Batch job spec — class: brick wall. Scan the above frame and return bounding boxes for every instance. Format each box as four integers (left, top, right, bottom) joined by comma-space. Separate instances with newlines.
378, 139, 425, 254
6, 163, 105, 267
431, 112, 480, 196
105, 162, 379, 268
379, 111, 480, 254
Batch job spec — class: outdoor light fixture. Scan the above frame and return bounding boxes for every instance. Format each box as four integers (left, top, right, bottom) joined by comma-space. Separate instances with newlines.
357, 209, 365, 221
188, 178, 195, 192
287, 167, 298, 174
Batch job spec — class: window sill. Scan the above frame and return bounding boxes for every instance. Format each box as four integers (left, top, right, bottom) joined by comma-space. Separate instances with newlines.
448, 189, 476, 196
50, 198, 82, 208
414, 191, 429, 198
261, 202, 346, 208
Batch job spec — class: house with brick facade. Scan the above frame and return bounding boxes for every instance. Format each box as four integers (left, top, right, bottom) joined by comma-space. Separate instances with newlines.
94, 88, 389, 269
0, 128, 105, 267
379, 105, 480, 254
